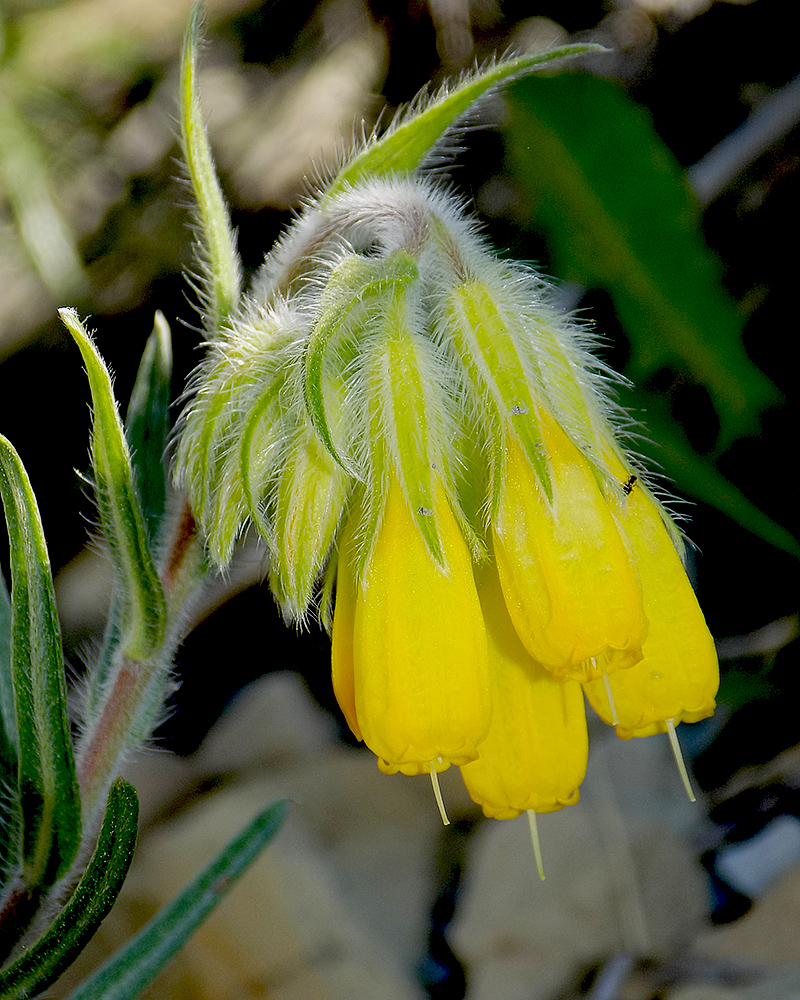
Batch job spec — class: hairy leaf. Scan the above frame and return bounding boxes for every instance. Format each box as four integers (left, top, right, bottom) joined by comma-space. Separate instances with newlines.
326, 44, 603, 196
64, 798, 289, 1000
60, 309, 166, 662
0, 569, 20, 891
0, 779, 139, 999
125, 311, 173, 541
0, 435, 81, 889
180, 2, 242, 332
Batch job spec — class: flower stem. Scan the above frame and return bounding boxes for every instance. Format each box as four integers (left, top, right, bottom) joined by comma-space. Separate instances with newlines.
75, 498, 208, 826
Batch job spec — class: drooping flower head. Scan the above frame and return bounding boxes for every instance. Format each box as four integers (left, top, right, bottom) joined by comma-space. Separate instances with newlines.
173, 32, 719, 829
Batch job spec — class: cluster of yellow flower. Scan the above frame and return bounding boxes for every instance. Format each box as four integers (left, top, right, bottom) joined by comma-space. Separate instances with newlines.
175, 174, 719, 826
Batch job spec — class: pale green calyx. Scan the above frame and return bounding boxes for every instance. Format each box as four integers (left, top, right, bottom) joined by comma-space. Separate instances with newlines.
172, 32, 655, 623
175, 172, 654, 621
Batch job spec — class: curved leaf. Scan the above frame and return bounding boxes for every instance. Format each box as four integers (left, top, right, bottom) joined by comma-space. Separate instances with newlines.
0, 435, 80, 889
0, 779, 139, 999
125, 311, 173, 542
60, 309, 166, 662
64, 798, 289, 1000
326, 44, 603, 197
0, 569, 20, 893
180, 2, 242, 332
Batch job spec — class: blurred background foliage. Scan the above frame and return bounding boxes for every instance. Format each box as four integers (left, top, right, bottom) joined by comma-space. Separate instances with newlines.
1, 0, 800, 997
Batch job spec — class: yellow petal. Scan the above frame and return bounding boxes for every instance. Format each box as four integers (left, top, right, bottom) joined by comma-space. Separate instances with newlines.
494, 412, 647, 681
584, 484, 718, 738
352, 474, 491, 775
461, 558, 588, 819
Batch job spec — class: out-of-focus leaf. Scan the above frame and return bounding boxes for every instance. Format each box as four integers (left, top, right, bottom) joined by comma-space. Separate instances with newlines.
0, 435, 81, 890
60, 309, 166, 663
0, 569, 20, 891
0, 93, 88, 302
504, 72, 779, 450
627, 389, 800, 559
180, 3, 242, 333
63, 798, 289, 1000
326, 44, 603, 197
125, 312, 173, 541
0, 779, 139, 999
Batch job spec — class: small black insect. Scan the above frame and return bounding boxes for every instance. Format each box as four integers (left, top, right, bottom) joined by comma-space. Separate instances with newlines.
622, 474, 638, 496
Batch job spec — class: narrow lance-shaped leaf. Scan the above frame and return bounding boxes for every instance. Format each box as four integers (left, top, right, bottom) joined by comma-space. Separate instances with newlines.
0, 435, 81, 889
0, 568, 15, 761
63, 798, 289, 1000
86, 314, 173, 722
60, 309, 166, 662
124, 311, 173, 541
325, 44, 604, 197
180, 2, 242, 333
0, 779, 139, 1000
0, 568, 21, 891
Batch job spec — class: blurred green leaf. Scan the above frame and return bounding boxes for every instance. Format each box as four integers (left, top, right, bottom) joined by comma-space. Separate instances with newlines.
64, 798, 289, 1000
0, 435, 81, 890
0, 778, 139, 999
630, 389, 800, 559
327, 44, 603, 197
125, 312, 173, 541
0, 92, 88, 302
504, 72, 779, 450
180, 3, 242, 332
60, 309, 166, 663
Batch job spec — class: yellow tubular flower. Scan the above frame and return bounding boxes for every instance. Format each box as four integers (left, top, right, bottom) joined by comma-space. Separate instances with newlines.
493, 410, 648, 682
176, 156, 719, 822
461, 557, 588, 819
334, 474, 491, 775
583, 476, 718, 738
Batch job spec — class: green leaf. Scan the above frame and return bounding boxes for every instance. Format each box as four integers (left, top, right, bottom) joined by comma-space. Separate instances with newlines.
0, 435, 81, 889
125, 312, 173, 541
60, 309, 166, 663
0, 568, 14, 758
0, 568, 20, 891
326, 44, 603, 197
504, 72, 779, 450
0, 779, 139, 999
63, 798, 289, 1000
180, 2, 242, 332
